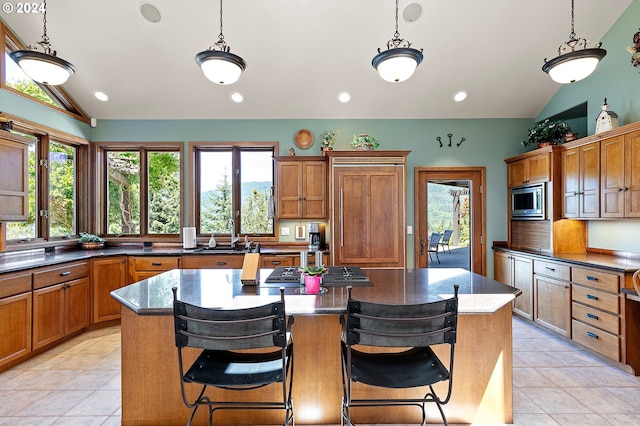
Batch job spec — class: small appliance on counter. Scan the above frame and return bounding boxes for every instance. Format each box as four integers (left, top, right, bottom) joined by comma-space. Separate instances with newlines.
308, 222, 326, 251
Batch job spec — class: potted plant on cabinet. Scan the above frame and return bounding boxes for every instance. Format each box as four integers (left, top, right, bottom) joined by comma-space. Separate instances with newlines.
522, 119, 574, 149
298, 265, 327, 294
351, 134, 380, 151
321, 130, 337, 152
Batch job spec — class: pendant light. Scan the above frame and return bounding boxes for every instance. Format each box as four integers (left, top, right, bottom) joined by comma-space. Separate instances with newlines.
195, 0, 246, 85
542, 0, 606, 84
372, 0, 424, 83
9, 0, 75, 86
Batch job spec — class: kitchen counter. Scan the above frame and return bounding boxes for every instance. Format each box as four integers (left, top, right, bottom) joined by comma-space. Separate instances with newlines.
112, 267, 518, 425
493, 246, 640, 272
0, 245, 327, 274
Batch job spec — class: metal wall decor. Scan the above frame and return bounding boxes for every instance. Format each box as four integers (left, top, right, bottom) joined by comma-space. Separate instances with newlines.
437, 133, 465, 148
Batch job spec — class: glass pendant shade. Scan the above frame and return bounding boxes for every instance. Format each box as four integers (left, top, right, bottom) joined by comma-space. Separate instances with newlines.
10, 50, 75, 85
195, 50, 246, 85
542, 48, 606, 84
372, 48, 423, 83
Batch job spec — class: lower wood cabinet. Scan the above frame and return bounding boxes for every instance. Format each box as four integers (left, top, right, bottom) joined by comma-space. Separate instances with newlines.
130, 256, 180, 281
92, 256, 128, 323
0, 270, 32, 368
32, 277, 90, 350
181, 255, 244, 269
260, 255, 295, 268
533, 259, 571, 337
494, 251, 533, 320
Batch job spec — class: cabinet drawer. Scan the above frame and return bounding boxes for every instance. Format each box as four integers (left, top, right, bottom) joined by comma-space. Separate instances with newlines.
572, 267, 619, 292
533, 260, 570, 281
572, 320, 620, 361
572, 285, 619, 314
0, 271, 31, 298
571, 302, 619, 335
261, 255, 294, 268
33, 262, 89, 290
133, 257, 179, 271
181, 255, 244, 269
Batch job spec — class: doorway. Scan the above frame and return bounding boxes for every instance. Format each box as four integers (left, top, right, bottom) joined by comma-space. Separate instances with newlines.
414, 167, 486, 275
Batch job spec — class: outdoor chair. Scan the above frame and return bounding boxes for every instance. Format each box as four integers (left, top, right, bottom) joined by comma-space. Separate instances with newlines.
427, 232, 442, 264
340, 284, 460, 426
439, 230, 453, 254
172, 286, 294, 426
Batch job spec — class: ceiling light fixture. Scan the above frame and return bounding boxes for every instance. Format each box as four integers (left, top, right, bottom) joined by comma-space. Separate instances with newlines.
195, 0, 246, 85
231, 92, 244, 103
542, 0, 606, 84
338, 92, 352, 103
454, 91, 468, 102
9, 0, 75, 85
372, 0, 423, 83
94, 91, 110, 102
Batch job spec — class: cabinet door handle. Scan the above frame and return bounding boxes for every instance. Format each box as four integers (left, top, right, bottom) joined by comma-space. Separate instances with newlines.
271, 260, 282, 265
545, 266, 555, 272
339, 188, 344, 248
586, 331, 599, 339
586, 275, 598, 281
217, 261, 227, 266
60, 271, 71, 276
586, 313, 599, 320
618, 187, 624, 192
152, 262, 162, 266
586, 294, 599, 300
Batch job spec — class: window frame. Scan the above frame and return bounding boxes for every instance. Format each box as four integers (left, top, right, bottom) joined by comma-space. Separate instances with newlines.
2, 114, 89, 251
0, 22, 90, 123
94, 142, 184, 242
190, 141, 278, 243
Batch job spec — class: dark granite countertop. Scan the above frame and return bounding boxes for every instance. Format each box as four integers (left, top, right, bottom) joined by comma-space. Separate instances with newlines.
110, 267, 520, 316
0, 245, 328, 274
493, 247, 640, 273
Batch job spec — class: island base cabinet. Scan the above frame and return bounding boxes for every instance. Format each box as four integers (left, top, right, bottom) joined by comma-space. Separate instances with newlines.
119, 306, 512, 425
0, 292, 32, 367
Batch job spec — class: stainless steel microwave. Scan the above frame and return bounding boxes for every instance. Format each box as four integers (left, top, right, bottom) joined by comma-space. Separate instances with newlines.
511, 183, 545, 220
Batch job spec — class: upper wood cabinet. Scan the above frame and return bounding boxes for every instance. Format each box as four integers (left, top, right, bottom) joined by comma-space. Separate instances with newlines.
0, 132, 30, 221
562, 142, 600, 218
275, 156, 327, 219
328, 151, 409, 268
601, 130, 640, 218
507, 153, 550, 187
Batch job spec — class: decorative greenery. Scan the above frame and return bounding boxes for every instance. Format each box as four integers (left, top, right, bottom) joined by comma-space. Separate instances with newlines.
522, 119, 572, 147
298, 265, 328, 276
320, 130, 337, 150
351, 134, 380, 150
79, 232, 105, 243
627, 28, 640, 71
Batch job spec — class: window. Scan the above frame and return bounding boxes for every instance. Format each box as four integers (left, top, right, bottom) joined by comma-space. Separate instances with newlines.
5, 131, 87, 245
1, 24, 88, 120
98, 144, 182, 237
194, 144, 274, 238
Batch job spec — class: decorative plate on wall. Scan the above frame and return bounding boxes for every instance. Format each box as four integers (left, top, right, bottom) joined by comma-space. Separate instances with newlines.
294, 129, 314, 149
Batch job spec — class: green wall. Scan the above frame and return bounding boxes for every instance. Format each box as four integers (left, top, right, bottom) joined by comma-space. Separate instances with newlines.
537, 0, 640, 254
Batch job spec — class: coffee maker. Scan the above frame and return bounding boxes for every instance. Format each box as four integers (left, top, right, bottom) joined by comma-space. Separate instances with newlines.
308, 222, 325, 251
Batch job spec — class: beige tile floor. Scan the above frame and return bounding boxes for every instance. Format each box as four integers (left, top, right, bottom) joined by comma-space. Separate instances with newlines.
0, 317, 639, 425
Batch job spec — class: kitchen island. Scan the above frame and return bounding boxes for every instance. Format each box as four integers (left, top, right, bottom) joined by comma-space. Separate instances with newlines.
111, 268, 519, 425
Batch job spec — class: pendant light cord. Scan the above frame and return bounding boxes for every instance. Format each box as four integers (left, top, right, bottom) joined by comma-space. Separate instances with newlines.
569, 0, 576, 39
218, 0, 225, 42
41, 0, 49, 45
393, 0, 400, 39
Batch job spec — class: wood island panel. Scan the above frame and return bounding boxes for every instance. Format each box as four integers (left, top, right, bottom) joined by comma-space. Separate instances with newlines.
118, 282, 513, 425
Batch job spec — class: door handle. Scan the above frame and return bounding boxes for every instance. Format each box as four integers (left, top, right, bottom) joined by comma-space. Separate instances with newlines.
420, 238, 426, 255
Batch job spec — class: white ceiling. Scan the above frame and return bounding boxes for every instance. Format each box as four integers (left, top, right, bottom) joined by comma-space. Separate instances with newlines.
1, 0, 632, 120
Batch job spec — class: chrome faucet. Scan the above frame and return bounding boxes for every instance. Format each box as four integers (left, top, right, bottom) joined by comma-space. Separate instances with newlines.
228, 218, 239, 247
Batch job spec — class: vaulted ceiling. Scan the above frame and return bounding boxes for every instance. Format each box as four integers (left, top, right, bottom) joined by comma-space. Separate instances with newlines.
1, 0, 632, 120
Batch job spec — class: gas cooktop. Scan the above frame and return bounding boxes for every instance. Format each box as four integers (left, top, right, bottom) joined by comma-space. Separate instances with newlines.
263, 266, 372, 287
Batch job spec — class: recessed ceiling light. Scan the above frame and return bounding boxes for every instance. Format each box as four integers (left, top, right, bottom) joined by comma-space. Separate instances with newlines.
454, 91, 468, 102
140, 3, 161, 23
338, 92, 352, 103
403, 3, 423, 23
231, 92, 244, 103
94, 91, 110, 102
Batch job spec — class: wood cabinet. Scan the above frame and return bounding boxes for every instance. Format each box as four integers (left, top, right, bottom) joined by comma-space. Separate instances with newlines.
260, 255, 295, 268
129, 256, 179, 281
276, 157, 327, 219
601, 130, 640, 217
507, 153, 550, 187
181, 255, 244, 269
92, 256, 128, 323
0, 271, 32, 368
494, 251, 533, 320
533, 259, 571, 337
330, 152, 408, 268
562, 142, 600, 218
32, 261, 90, 350
0, 132, 30, 221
